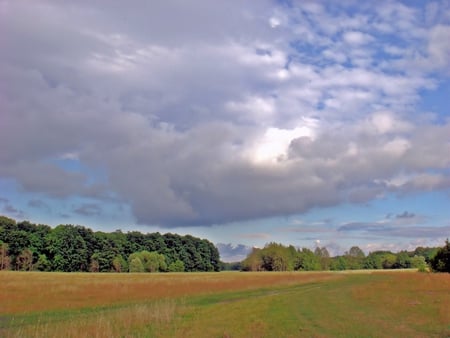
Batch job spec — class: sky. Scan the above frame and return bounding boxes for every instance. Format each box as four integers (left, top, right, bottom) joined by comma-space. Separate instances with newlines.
1, 0, 450, 262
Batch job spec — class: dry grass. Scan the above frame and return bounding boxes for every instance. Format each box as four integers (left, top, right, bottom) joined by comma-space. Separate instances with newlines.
4, 300, 178, 338
0, 271, 339, 314
1, 270, 449, 337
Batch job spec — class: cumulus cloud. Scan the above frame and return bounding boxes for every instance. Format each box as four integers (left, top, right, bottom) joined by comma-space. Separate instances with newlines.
216, 243, 252, 262
0, 1, 449, 228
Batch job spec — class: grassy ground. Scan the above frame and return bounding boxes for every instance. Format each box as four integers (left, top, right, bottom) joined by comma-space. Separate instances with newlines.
0, 270, 449, 337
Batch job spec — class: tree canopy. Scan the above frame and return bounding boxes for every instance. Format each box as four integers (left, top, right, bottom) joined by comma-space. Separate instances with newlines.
0, 215, 220, 272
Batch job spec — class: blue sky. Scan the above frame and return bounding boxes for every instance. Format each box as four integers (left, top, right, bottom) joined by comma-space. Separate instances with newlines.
1, 0, 450, 261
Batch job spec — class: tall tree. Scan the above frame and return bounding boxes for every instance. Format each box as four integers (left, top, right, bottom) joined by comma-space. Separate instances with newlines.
46, 225, 89, 272
430, 239, 450, 273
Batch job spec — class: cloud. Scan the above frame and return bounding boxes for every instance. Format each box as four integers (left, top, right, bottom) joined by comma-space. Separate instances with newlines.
0, 198, 26, 219
238, 233, 271, 240
28, 199, 51, 212
73, 203, 102, 217
1, 1, 449, 229
216, 243, 252, 262
395, 211, 416, 219
342, 31, 374, 45
338, 221, 448, 239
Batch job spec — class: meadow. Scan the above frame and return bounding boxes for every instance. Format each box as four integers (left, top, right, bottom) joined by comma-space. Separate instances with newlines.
0, 270, 449, 337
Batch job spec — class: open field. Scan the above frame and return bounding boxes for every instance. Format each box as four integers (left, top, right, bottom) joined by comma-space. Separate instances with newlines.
1, 270, 449, 337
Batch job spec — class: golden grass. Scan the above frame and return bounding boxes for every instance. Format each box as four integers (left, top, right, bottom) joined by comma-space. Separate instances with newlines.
0, 271, 339, 314
1, 270, 449, 337
4, 301, 179, 338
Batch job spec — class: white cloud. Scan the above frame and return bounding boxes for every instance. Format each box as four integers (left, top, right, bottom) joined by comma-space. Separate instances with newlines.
342, 31, 374, 45
248, 119, 318, 164
1, 0, 449, 229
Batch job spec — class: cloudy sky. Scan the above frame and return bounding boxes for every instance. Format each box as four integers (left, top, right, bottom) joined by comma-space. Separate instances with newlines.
1, 0, 450, 261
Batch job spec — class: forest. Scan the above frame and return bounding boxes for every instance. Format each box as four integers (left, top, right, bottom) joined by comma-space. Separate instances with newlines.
1, 215, 448, 273
0, 216, 220, 272
238, 241, 450, 273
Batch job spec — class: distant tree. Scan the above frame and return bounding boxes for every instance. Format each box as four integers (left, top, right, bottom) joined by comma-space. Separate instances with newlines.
16, 248, 33, 271
394, 251, 411, 269
35, 254, 51, 271
168, 259, 185, 272
112, 255, 128, 273
89, 253, 101, 272
364, 251, 397, 269
296, 248, 320, 271
260, 243, 292, 271
140, 250, 167, 272
0, 215, 222, 273
330, 256, 348, 271
0, 241, 11, 270
410, 255, 428, 272
46, 225, 89, 272
414, 246, 439, 264
348, 246, 365, 258
315, 246, 331, 270
430, 239, 450, 273
129, 256, 144, 272
128, 251, 167, 272
241, 248, 263, 271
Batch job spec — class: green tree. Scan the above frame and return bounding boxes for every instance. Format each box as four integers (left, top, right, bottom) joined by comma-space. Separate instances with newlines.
128, 251, 167, 272
364, 251, 397, 269
35, 254, 51, 271
241, 248, 263, 271
112, 255, 128, 272
259, 243, 289, 271
315, 246, 331, 270
394, 251, 411, 269
430, 239, 450, 273
410, 255, 428, 272
168, 259, 185, 272
0, 241, 11, 270
46, 225, 89, 272
344, 246, 365, 270
330, 256, 348, 271
140, 250, 167, 272
414, 246, 439, 264
129, 256, 144, 272
295, 248, 320, 271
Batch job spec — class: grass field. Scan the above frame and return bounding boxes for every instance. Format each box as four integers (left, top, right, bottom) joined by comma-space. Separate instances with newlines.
0, 270, 449, 337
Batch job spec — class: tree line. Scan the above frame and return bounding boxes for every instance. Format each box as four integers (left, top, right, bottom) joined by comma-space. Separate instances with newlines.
0, 216, 220, 272
240, 241, 449, 273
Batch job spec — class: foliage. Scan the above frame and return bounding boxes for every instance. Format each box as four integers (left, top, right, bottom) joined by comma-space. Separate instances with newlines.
168, 259, 185, 272
0, 241, 11, 270
128, 250, 167, 272
241, 242, 437, 273
296, 248, 321, 271
430, 239, 450, 273
129, 256, 145, 272
0, 215, 220, 273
